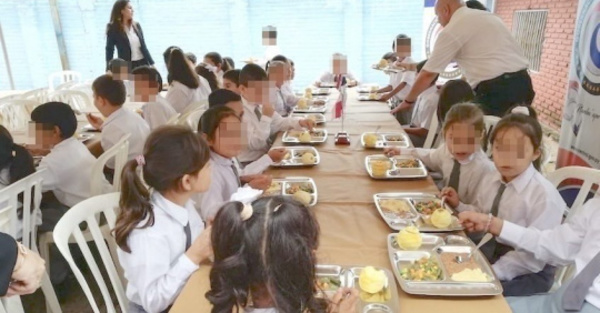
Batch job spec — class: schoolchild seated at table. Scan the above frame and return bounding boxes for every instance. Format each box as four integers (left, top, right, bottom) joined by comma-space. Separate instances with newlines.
132, 66, 177, 130
402, 60, 439, 147
222, 69, 242, 95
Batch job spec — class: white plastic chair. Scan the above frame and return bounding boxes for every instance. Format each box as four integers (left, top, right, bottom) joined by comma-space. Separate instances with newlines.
0, 170, 62, 313
177, 107, 206, 130
166, 112, 181, 125
422, 110, 440, 149
0, 100, 39, 131
0, 297, 25, 313
48, 90, 94, 113
483, 115, 501, 157
48, 71, 81, 91
55, 81, 78, 91
52, 192, 128, 313
20, 88, 51, 104
547, 166, 600, 291
68, 82, 93, 98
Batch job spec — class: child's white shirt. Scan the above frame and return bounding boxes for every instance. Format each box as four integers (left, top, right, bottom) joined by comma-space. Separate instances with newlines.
279, 84, 300, 113
197, 75, 212, 101
38, 137, 110, 207
392, 70, 416, 101
118, 192, 203, 313
410, 85, 439, 130
166, 81, 205, 114
101, 107, 150, 168
402, 144, 495, 205
238, 98, 302, 162
141, 94, 178, 130
457, 164, 566, 281
316, 71, 357, 84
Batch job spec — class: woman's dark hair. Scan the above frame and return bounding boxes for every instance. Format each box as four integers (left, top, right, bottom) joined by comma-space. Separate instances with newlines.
222, 69, 241, 86
132, 65, 163, 92
490, 109, 543, 170
114, 125, 210, 252
239, 64, 267, 87
206, 196, 329, 313
265, 54, 289, 72
223, 57, 235, 70
92, 74, 127, 106
0, 125, 35, 186
107, 0, 133, 33
195, 65, 219, 92
167, 48, 199, 89
205, 52, 232, 72
198, 106, 241, 141
30, 102, 78, 139
466, 0, 488, 11
437, 80, 475, 122
163, 45, 180, 66
208, 89, 242, 108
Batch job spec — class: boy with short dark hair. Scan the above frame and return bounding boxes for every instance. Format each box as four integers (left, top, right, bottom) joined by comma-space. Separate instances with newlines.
132, 66, 177, 130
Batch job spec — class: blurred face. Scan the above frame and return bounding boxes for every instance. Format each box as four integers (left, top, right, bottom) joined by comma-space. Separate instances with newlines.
332, 56, 348, 75
112, 65, 129, 81
30, 123, 61, 149
434, 0, 452, 26
395, 38, 412, 59
240, 80, 270, 104
269, 67, 286, 88
133, 76, 158, 102
492, 127, 540, 182
223, 78, 241, 94
121, 3, 133, 21
225, 101, 244, 120
262, 30, 277, 46
444, 122, 482, 162
290, 63, 296, 80
209, 115, 243, 159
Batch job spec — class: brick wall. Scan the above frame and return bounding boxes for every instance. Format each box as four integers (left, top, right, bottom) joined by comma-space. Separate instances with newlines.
495, 0, 578, 129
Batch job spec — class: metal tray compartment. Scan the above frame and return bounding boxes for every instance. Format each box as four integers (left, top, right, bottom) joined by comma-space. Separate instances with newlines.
311, 88, 331, 95
282, 129, 328, 145
386, 234, 503, 296
347, 267, 401, 313
292, 102, 327, 113
270, 146, 320, 168
374, 193, 462, 232
361, 133, 410, 149
365, 155, 428, 180
316, 265, 345, 297
289, 113, 326, 124
263, 177, 318, 206
357, 94, 381, 101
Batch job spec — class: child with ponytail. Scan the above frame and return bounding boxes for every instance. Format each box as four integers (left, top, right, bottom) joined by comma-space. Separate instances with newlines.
206, 196, 358, 313
114, 125, 213, 313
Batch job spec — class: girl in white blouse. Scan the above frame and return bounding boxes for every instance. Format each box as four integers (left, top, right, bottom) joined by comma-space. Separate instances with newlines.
165, 48, 204, 113
385, 102, 495, 205
115, 126, 213, 313
206, 197, 358, 313
442, 107, 565, 296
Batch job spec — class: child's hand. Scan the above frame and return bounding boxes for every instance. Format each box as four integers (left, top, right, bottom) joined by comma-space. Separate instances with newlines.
268, 148, 287, 163
383, 147, 401, 157
459, 212, 503, 235
390, 100, 412, 115
86, 113, 104, 130
440, 187, 460, 208
329, 287, 359, 313
299, 119, 315, 130
248, 175, 272, 191
185, 226, 213, 264
261, 103, 275, 118
379, 93, 392, 102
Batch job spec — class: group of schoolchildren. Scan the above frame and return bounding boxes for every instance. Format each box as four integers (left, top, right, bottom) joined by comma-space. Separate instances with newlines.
3, 34, 598, 312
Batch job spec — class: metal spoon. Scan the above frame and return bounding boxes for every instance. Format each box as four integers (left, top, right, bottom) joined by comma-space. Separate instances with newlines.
455, 233, 493, 264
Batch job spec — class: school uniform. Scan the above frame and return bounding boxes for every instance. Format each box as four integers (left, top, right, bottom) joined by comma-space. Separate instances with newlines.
118, 192, 204, 313
405, 85, 439, 147
165, 81, 204, 114
101, 107, 151, 168
198, 75, 211, 101
317, 72, 357, 85
238, 98, 303, 163
141, 94, 177, 130
215, 70, 224, 86
391, 70, 416, 102
500, 198, 600, 313
457, 164, 565, 295
197, 151, 272, 221
38, 137, 110, 207
401, 144, 495, 205
279, 85, 300, 115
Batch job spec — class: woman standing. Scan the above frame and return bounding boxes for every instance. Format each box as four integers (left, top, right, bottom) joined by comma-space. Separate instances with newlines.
105, 0, 154, 71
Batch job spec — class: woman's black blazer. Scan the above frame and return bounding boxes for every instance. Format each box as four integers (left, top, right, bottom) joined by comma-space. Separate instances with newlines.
105, 22, 154, 69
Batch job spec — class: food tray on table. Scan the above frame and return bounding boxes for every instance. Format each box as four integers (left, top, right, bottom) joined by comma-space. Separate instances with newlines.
270, 146, 320, 168
263, 177, 318, 207
319, 82, 337, 88
282, 129, 328, 145
77, 133, 94, 142
373, 193, 462, 232
289, 113, 326, 124
316, 265, 401, 313
365, 155, 427, 179
357, 85, 380, 93
311, 88, 331, 96
358, 94, 382, 101
386, 233, 503, 296
292, 102, 327, 114
361, 132, 410, 149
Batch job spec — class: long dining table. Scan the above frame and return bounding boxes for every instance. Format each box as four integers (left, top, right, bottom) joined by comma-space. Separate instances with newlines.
171, 88, 511, 313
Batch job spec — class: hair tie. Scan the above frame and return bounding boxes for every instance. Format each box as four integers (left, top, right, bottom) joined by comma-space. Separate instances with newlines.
135, 155, 146, 167
273, 204, 283, 213
240, 203, 253, 221
511, 106, 530, 116
204, 63, 218, 74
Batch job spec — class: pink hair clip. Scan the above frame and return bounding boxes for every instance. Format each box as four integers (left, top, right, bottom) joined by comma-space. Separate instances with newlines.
135, 155, 146, 167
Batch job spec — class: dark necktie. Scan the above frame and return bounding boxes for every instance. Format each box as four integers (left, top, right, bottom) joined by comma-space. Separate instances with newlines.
480, 183, 507, 261
448, 159, 461, 191
183, 222, 191, 250
231, 160, 241, 187
490, 183, 507, 217
562, 251, 600, 311
254, 106, 262, 121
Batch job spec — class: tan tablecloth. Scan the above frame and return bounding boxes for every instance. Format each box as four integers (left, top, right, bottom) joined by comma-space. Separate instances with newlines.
170, 89, 511, 313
